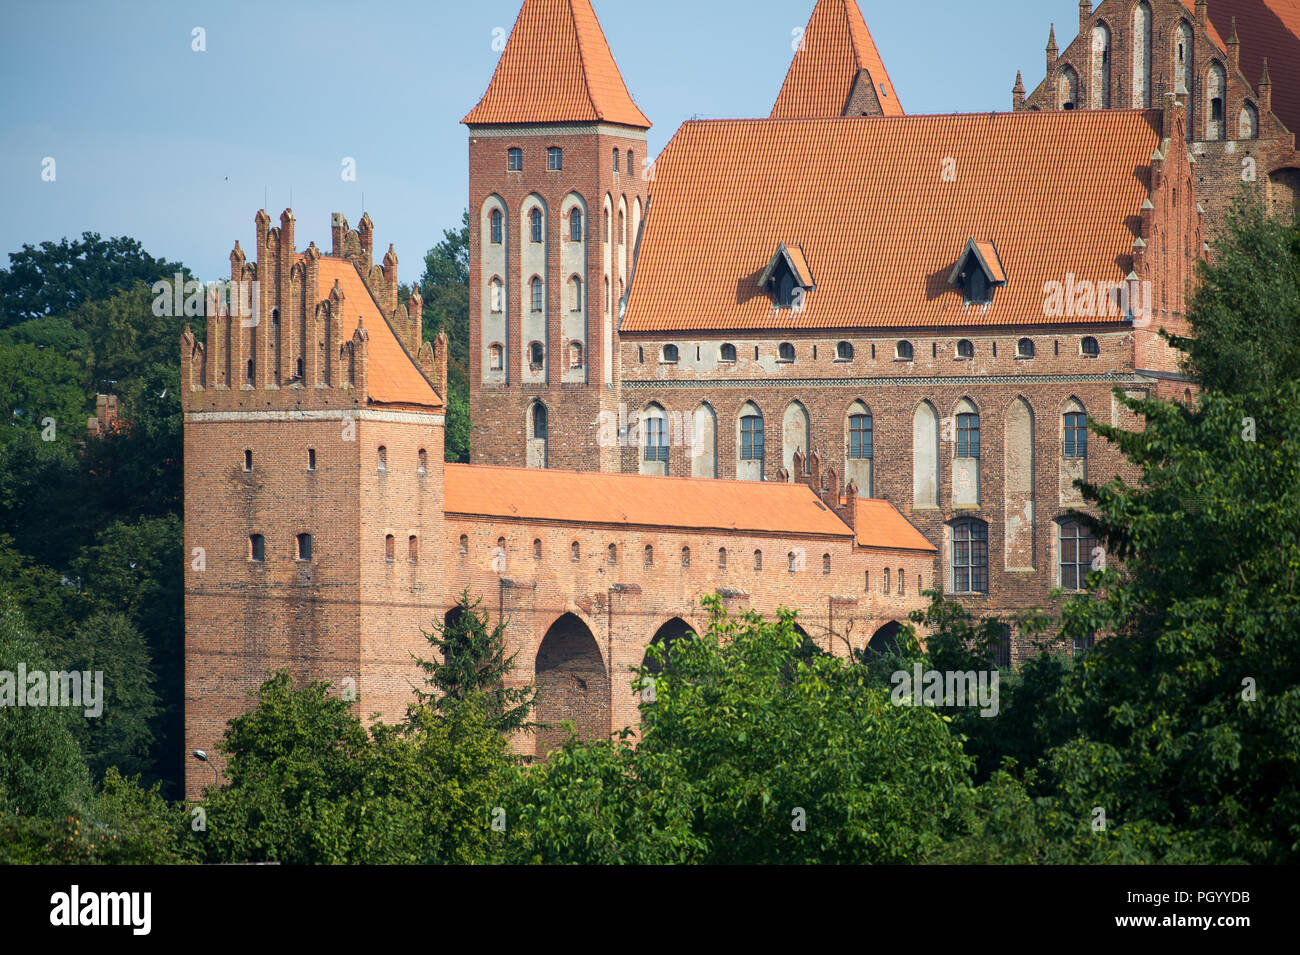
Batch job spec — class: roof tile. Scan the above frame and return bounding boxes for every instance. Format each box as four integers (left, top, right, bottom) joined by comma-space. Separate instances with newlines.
313, 257, 442, 409
623, 109, 1161, 332
855, 498, 937, 552
772, 0, 903, 119
1205, 0, 1300, 137
445, 464, 855, 536
463, 0, 649, 127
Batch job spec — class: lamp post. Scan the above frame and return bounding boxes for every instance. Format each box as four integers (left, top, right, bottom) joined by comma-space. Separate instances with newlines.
192, 749, 218, 788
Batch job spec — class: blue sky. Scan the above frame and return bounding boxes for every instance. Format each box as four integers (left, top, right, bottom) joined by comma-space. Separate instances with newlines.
0, 0, 1082, 281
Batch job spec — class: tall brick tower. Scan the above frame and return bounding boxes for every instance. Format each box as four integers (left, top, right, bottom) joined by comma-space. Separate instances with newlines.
181, 209, 449, 798
464, 0, 651, 472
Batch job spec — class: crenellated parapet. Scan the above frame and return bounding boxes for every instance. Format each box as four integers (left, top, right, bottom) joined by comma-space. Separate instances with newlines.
182, 209, 444, 415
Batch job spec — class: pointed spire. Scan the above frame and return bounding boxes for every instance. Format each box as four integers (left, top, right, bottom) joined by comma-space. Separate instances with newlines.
1012, 70, 1026, 110
1046, 24, 1058, 76
771, 0, 903, 119
1260, 58, 1272, 113
463, 0, 649, 128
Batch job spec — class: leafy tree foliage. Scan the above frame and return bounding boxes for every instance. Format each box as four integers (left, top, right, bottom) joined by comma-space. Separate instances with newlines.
501, 598, 976, 864
0, 233, 183, 328
0, 597, 90, 818
1167, 201, 1300, 395
50, 612, 158, 781
196, 673, 508, 864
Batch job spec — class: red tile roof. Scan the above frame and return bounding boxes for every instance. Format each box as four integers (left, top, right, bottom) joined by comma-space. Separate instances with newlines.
1178, 0, 1229, 49
445, 464, 853, 536
312, 257, 442, 409
1206, 0, 1300, 138
855, 499, 937, 552
972, 240, 1006, 284
462, 0, 650, 128
771, 0, 903, 119
623, 109, 1161, 332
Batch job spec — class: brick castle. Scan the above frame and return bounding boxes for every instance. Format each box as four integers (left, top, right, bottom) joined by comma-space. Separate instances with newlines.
182, 0, 1297, 797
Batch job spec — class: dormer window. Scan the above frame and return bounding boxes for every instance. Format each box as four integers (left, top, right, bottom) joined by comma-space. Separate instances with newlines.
759, 242, 815, 309
949, 238, 1007, 305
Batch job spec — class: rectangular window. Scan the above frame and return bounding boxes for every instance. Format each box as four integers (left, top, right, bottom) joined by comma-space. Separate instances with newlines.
1064, 412, 1088, 458
507, 147, 522, 171
849, 414, 873, 459
1058, 520, 1096, 591
740, 416, 764, 461
547, 147, 563, 170
952, 521, 988, 593
644, 417, 668, 462
956, 413, 980, 458
992, 625, 1012, 669
308, 448, 316, 470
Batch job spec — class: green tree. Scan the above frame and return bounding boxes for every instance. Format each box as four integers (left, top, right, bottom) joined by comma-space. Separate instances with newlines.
0, 233, 184, 329
73, 514, 184, 794
0, 597, 90, 818
51, 612, 158, 782
503, 597, 976, 864
1167, 201, 1300, 395
198, 672, 508, 864
412, 590, 536, 736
